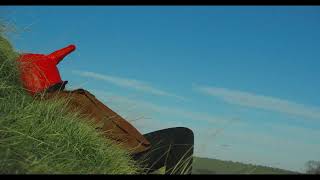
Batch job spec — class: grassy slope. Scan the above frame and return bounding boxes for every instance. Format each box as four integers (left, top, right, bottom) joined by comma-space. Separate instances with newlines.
0, 31, 139, 174
192, 157, 299, 174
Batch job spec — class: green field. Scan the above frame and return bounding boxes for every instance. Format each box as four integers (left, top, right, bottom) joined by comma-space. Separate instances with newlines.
192, 157, 299, 174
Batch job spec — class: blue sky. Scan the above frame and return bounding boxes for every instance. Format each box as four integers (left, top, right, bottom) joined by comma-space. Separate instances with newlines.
1, 6, 320, 172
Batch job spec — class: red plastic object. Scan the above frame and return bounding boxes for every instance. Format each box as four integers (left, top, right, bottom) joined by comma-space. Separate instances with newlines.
17, 45, 76, 95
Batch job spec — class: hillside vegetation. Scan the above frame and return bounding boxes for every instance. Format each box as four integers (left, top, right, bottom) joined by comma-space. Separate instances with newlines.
192, 157, 299, 174
0, 31, 139, 174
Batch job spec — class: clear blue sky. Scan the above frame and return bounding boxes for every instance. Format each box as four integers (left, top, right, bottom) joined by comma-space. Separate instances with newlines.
1, 6, 320, 172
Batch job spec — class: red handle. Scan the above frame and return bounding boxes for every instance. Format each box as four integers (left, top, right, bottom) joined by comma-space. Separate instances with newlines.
47, 44, 76, 64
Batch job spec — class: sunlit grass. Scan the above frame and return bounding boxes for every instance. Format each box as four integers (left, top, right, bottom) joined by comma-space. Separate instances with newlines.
0, 30, 139, 174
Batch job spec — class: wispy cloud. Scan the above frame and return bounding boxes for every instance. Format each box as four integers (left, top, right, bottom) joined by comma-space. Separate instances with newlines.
90, 88, 239, 144
72, 70, 187, 101
90, 89, 232, 125
193, 85, 320, 120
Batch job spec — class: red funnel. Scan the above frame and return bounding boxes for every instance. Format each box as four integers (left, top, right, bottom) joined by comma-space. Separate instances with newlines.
17, 44, 76, 95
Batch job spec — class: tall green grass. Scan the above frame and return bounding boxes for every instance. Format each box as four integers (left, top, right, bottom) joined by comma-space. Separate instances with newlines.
0, 30, 139, 174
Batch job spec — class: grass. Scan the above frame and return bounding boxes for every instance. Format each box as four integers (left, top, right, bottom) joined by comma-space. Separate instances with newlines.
0, 30, 139, 174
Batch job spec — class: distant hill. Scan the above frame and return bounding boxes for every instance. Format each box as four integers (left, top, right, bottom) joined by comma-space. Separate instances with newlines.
192, 157, 300, 174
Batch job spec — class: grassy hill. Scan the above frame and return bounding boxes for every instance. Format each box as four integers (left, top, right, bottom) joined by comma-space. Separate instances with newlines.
192, 157, 299, 174
0, 28, 139, 174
